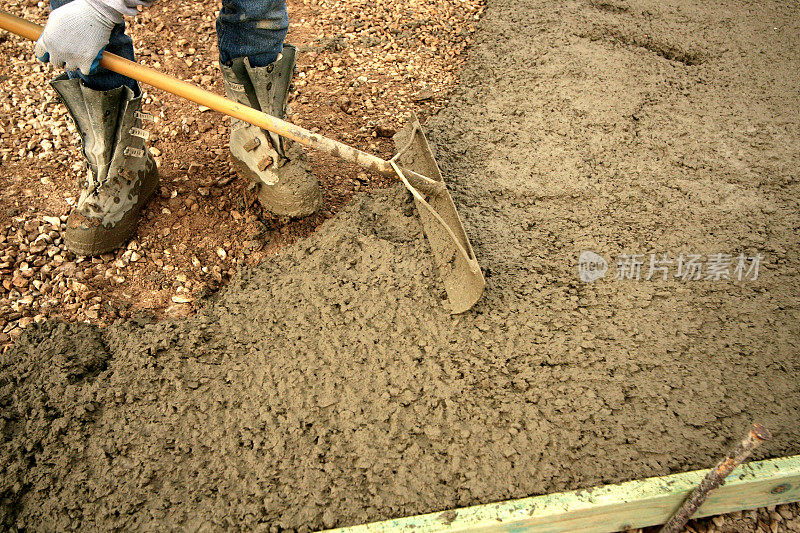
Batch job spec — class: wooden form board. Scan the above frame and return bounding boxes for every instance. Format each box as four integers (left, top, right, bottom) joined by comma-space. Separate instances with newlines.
327, 455, 800, 533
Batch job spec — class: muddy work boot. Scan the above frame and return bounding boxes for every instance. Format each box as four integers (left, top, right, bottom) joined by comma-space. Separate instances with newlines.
52, 74, 159, 256
221, 45, 322, 218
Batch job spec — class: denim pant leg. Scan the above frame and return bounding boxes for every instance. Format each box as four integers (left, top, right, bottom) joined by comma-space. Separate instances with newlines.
217, 0, 288, 67
50, 0, 138, 92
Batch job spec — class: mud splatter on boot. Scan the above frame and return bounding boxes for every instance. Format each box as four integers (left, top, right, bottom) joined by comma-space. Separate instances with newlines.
221, 45, 322, 218
52, 75, 159, 256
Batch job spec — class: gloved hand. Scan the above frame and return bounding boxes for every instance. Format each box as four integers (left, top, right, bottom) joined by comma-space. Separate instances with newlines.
35, 0, 117, 76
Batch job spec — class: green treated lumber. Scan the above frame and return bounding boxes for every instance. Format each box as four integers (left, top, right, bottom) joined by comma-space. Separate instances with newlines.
327, 455, 800, 533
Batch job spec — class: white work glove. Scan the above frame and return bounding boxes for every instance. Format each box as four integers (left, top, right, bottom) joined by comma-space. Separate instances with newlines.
35, 0, 119, 76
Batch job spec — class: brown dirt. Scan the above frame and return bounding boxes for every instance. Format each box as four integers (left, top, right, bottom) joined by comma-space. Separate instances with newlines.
2, 0, 800, 531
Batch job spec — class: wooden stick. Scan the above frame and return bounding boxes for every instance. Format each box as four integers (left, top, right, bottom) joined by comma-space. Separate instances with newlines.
0, 10, 442, 195
659, 423, 772, 533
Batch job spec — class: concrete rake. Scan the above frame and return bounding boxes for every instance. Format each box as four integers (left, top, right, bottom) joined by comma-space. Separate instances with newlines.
0, 11, 485, 313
